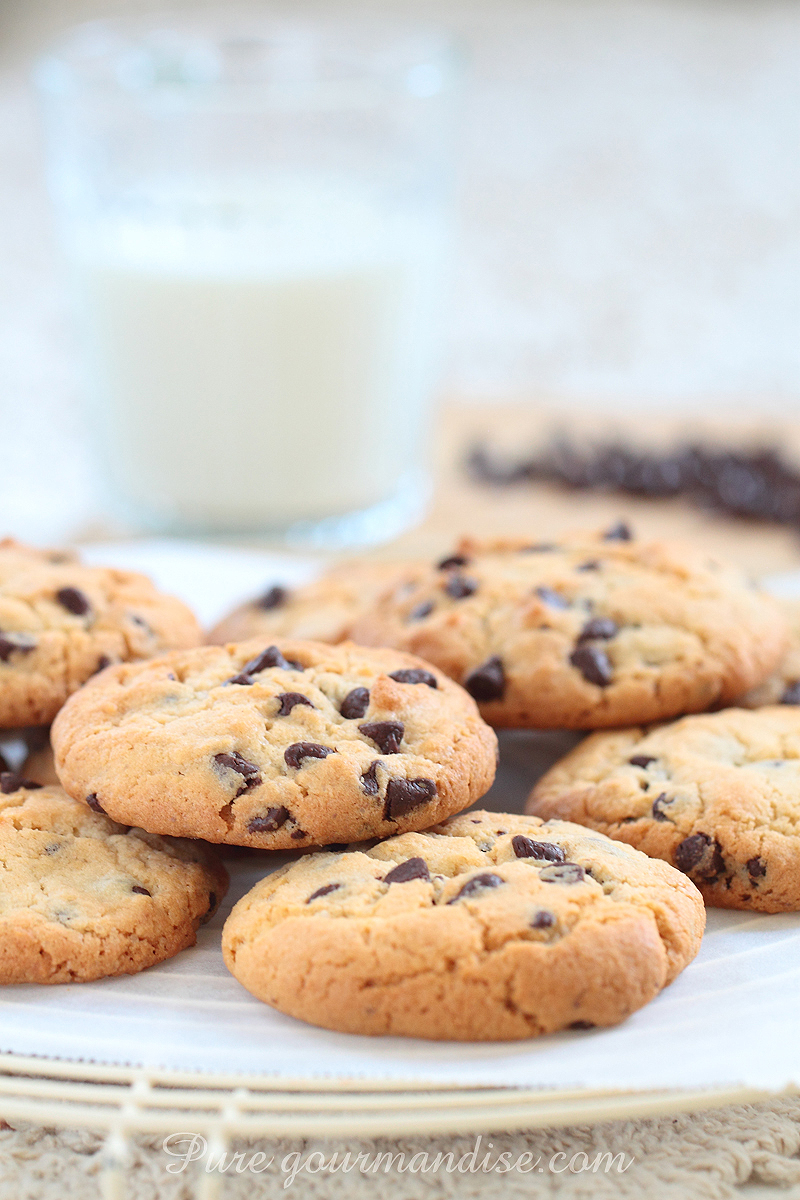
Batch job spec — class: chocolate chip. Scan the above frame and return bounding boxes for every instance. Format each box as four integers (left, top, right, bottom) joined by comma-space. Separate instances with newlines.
747, 856, 767, 879
651, 792, 673, 821
247, 807, 290, 833
674, 832, 725, 882
570, 1020, 596, 1030
535, 586, 570, 609
388, 668, 437, 689
449, 872, 504, 902
409, 600, 435, 621
257, 585, 288, 611
340, 687, 370, 719
307, 882, 341, 902
93, 655, 112, 675
0, 772, 43, 794
530, 911, 555, 929
290, 829, 308, 840
131, 885, 151, 896
284, 742, 335, 769
629, 755, 656, 768
361, 760, 382, 795
56, 586, 91, 616
570, 644, 612, 686
444, 574, 478, 600
214, 751, 262, 795
276, 692, 314, 716
781, 682, 800, 705
228, 645, 303, 686
358, 721, 404, 755
603, 521, 632, 541
86, 793, 106, 813
384, 857, 430, 884
438, 554, 469, 570
384, 777, 437, 820
464, 656, 505, 702
512, 835, 566, 862
577, 560, 601, 571
539, 862, 586, 884
578, 617, 618, 641
0, 633, 36, 661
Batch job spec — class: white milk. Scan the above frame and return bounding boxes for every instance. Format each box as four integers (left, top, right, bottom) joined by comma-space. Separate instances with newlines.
69, 179, 445, 534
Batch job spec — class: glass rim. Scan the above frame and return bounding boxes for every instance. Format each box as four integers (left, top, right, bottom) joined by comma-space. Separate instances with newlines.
33, 12, 461, 108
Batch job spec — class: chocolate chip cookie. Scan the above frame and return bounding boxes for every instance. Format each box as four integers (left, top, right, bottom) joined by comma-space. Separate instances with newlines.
51, 639, 497, 848
741, 599, 800, 707
528, 705, 800, 911
222, 809, 704, 1040
207, 560, 422, 646
0, 538, 202, 728
0, 783, 227, 983
350, 527, 787, 729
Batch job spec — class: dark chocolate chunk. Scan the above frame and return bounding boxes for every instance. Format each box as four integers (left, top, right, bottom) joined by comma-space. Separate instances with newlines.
577, 617, 618, 642
276, 692, 314, 716
651, 792, 673, 821
384, 777, 437, 820
569, 1021, 596, 1030
576, 560, 601, 571
444, 574, 478, 600
0, 632, 36, 661
570, 643, 612, 686
629, 755, 656, 768
228, 645, 303, 685
464, 656, 505, 702
539, 862, 586, 884
603, 521, 633, 541
0, 772, 43, 794
56, 586, 91, 616
449, 872, 504, 902
340, 687, 370, 719
535, 586, 570, 609
86, 793, 106, 813
384, 857, 430, 884
530, 910, 555, 929
307, 882, 341, 903
361, 760, 382, 795
284, 742, 335, 769
747, 856, 767, 880
781, 681, 800, 705
131, 885, 151, 896
512, 834, 566, 862
409, 600, 435, 621
214, 751, 262, 795
674, 832, 725, 881
290, 829, 307, 840
256, 585, 288, 611
358, 721, 404, 755
247, 806, 290, 833
437, 554, 469, 570
388, 668, 437, 689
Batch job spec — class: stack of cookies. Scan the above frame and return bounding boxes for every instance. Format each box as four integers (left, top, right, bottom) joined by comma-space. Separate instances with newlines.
6, 524, 794, 1044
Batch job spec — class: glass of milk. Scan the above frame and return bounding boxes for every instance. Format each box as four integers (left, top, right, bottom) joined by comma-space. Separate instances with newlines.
36, 17, 457, 544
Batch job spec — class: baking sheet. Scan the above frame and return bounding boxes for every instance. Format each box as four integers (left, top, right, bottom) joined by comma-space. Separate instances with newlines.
0, 540, 798, 1092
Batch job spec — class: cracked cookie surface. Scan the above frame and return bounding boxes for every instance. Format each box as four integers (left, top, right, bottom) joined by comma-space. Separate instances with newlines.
0, 538, 202, 727
0, 784, 227, 983
207, 560, 423, 646
222, 809, 704, 1040
349, 527, 787, 729
528, 706, 800, 911
51, 639, 497, 848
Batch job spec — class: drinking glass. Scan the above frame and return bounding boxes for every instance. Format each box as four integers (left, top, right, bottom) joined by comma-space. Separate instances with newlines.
36, 16, 457, 545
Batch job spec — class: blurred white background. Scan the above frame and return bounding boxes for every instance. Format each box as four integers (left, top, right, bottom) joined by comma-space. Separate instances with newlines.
0, 0, 798, 540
